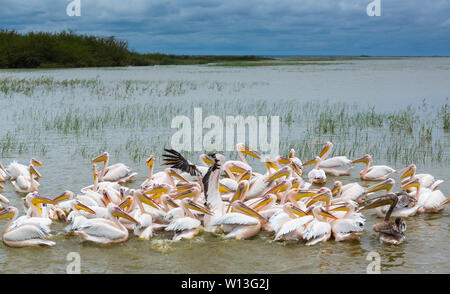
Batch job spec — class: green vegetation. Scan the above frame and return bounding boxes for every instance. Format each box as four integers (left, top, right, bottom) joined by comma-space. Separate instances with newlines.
0, 30, 269, 68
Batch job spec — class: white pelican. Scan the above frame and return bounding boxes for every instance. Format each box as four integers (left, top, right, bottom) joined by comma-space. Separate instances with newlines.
0, 206, 55, 247
6, 158, 43, 180
0, 163, 9, 182
213, 200, 270, 240
309, 142, 353, 176
351, 154, 395, 181
302, 156, 326, 185
92, 152, 137, 183
401, 178, 447, 213
222, 143, 262, 181
328, 204, 365, 241
165, 199, 213, 241
273, 204, 314, 241
11, 165, 41, 193
331, 178, 395, 203
302, 206, 337, 246
399, 164, 443, 191
11, 193, 55, 233
72, 203, 138, 244
358, 194, 407, 245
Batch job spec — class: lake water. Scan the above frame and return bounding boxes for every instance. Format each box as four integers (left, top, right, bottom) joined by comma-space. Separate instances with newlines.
0, 57, 448, 273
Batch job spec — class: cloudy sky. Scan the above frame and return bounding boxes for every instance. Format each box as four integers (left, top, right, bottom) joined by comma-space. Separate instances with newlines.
1, 0, 449, 55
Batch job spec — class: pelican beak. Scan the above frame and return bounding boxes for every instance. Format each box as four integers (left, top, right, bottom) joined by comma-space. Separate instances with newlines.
440, 198, 450, 207
288, 205, 308, 217
264, 160, 280, 172
137, 192, 161, 209
201, 154, 215, 166
146, 155, 155, 168
31, 158, 44, 167
0, 208, 13, 219
30, 165, 42, 178
328, 205, 350, 212
265, 167, 290, 183
219, 182, 235, 193
185, 199, 214, 215
302, 157, 319, 166
239, 145, 262, 160
53, 191, 72, 203
290, 178, 300, 189
163, 196, 180, 208
307, 142, 331, 158
226, 181, 249, 213
306, 190, 331, 207
144, 185, 169, 196
358, 196, 396, 212
237, 170, 252, 182
330, 182, 341, 196
318, 208, 338, 220
92, 152, 108, 163
112, 207, 138, 224
118, 196, 133, 210
172, 189, 196, 200
229, 163, 248, 174
167, 169, 190, 183
232, 201, 265, 221
264, 180, 289, 196
351, 156, 368, 164
366, 178, 395, 194
401, 178, 420, 190
399, 165, 415, 180
277, 156, 291, 165
75, 201, 96, 214
32, 195, 56, 206
292, 189, 320, 201
290, 162, 303, 177
250, 195, 273, 211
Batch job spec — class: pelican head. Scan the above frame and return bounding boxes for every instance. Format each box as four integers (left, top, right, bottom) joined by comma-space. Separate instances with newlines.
53, 191, 74, 203
31, 158, 44, 167
358, 194, 398, 214
351, 154, 372, 164
0, 206, 16, 219
136, 191, 161, 210
200, 154, 215, 166
31, 194, 56, 206
183, 199, 214, 215
264, 180, 290, 196
290, 161, 303, 177
73, 200, 96, 214
366, 178, 395, 194
237, 169, 252, 182
265, 166, 291, 183
283, 202, 308, 217
92, 152, 109, 163
237, 143, 261, 160
109, 204, 139, 224
401, 178, 420, 191
308, 141, 333, 158
398, 164, 416, 180
330, 181, 342, 197
29, 165, 42, 178
302, 156, 321, 167
146, 155, 155, 168
118, 196, 133, 211
166, 168, 190, 183
276, 155, 291, 165
263, 157, 280, 172
227, 180, 249, 213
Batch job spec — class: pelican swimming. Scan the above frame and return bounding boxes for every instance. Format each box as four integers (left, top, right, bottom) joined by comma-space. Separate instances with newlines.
401, 178, 447, 213
302, 206, 337, 246
72, 203, 138, 244
11, 165, 41, 193
165, 199, 213, 241
358, 194, 407, 245
92, 152, 137, 183
308, 142, 353, 176
273, 203, 314, 241
331, 178, 396, 203
0, 206, 55, 247
302, 156, 326, 185
352, 154, 395, 181
398, 164, 443, 191
328, 204, 365, 241
6, 158, 43, 181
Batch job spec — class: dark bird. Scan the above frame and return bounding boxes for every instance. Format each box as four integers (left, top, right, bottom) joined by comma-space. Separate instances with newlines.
358, 193, 407, 245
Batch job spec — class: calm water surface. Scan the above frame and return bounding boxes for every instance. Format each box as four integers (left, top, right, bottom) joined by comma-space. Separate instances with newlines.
0, 58, 448, 273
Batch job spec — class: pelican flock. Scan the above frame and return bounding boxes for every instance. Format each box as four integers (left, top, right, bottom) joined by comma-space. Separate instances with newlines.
0, 143, 447, 248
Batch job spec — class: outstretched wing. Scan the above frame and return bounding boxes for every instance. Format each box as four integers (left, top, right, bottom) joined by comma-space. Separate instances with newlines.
162, 149, 200, 176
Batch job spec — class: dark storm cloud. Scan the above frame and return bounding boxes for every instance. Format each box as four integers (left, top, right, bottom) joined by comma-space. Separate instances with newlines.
0, 0, 449, 55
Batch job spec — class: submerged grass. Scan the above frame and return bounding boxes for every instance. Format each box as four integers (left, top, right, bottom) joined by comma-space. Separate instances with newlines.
0, 75, 448, 168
